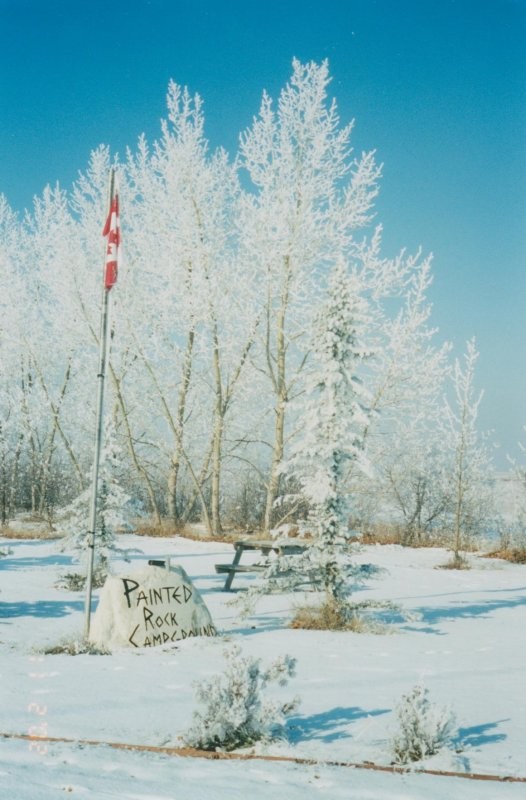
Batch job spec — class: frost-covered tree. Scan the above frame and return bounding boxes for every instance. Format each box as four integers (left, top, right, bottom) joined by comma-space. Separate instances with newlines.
377, 415, 450, 544
512, 429, 526, 547
184, 644, 298, 751
240, 59, 382, 533
124, 89, 210, 526
0, 197, 34, 519
256, 262, 374, 614
23, 184, 92, 513
349, 257, 451, 538
0, 61, 496, 548
125, 84, 259, 534
391, 684, 457, 763
56, 422, 136, 585
0, 411, 18, 527
497, 426, 526, 553
71, 149, 161, 522
442, 339, 494, 560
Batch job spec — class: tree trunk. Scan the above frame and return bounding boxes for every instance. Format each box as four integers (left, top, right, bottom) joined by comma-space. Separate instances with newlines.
263, 392, 286, 534
0, 434, 6, 527
8, 433, 24, 521
211, 407, 224, 536
181, 441, 213, 525
209, 318, 224, 536
263, 256, 291, 534
166, 329, 194, 527
36, 359, 76, 514
110, 366, 162, 525
167, 458, 181, 525
453, 406, 468, 560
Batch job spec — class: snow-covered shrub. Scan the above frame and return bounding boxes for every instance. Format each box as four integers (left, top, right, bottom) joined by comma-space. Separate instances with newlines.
55, 572, 88, 591
184, 644, 299, 751
291, 597, 410, 633
0, 545, 12, 557
291, 598, 350, 631
42, 636, 110, 656
437, 553, 471, 570
55, 566, 108, 591
391, 684, 457, 763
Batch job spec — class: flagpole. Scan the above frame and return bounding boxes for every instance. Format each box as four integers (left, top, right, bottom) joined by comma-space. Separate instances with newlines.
84, 168, 116, 639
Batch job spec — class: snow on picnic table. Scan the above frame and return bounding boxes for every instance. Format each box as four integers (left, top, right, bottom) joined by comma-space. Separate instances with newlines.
1, 533, 525, 799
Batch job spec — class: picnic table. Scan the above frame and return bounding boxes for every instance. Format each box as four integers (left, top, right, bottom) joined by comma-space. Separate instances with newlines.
215, 538, 307, 591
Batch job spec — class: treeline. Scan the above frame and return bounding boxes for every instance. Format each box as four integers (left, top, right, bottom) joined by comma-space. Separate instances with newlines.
0, 60, 504, 542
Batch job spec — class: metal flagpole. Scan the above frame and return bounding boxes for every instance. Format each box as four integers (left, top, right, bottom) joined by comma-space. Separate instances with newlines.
84, 168, 116, 639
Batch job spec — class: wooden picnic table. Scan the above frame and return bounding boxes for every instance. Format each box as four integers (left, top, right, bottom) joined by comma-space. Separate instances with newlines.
215, 538, 307, 591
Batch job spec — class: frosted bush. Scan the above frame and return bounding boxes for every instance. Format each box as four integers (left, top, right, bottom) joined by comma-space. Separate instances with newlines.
42, 635, 110, 655
55, 560, 109, 591
391, 684, 457, 763
184, 644, 299, 751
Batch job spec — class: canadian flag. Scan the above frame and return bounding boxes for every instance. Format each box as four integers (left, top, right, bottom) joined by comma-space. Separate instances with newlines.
102, 194, 120, 290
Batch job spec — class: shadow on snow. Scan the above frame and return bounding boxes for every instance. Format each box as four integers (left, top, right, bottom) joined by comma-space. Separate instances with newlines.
0, 554, 74, 571
412, 593, 526, 626
287, 705, 390, 744
0, 600, 84, 619
455, 719, 509, 748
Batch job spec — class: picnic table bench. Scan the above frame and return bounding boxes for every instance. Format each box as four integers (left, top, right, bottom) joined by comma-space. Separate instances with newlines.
215, 538, 307, 591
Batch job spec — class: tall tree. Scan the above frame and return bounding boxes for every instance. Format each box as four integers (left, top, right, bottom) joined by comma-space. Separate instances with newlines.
267, 262, 372, 611
239, 59, 381, 532
349, 258, 451, 537
0, 197, 26, 523
125, 83, 259, 534
443, 339, 494, 560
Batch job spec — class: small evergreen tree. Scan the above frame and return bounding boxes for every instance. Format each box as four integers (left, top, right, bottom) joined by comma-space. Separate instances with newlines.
248, 262, 374, 619
391, 684, 457, 763
56, 422, 137, 586
184, 644, 298, 751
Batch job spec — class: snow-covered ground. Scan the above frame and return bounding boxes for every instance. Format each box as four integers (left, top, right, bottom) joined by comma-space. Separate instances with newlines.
1, 533, 525, 799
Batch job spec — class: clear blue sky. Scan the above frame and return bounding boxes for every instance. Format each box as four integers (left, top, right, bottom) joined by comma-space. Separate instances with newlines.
1, 0, 524, 467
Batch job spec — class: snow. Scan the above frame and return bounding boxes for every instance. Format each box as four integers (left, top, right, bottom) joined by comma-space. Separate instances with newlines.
1, 533, 525, 799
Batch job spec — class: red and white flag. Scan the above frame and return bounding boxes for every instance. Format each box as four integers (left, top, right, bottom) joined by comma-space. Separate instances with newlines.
102, 193, 120, 290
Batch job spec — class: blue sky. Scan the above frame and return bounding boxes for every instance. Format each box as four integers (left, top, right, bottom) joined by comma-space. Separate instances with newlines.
1, 0, 524, 466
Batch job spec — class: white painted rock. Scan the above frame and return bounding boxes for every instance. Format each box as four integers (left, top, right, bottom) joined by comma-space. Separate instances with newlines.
89, 564, 217, 649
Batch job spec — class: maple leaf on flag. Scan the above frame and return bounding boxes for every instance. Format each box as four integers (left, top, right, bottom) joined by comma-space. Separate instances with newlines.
102, 194, 120, 290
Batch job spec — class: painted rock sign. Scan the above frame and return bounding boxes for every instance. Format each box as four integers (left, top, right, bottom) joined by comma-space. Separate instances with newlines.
89, 564, 217, 649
